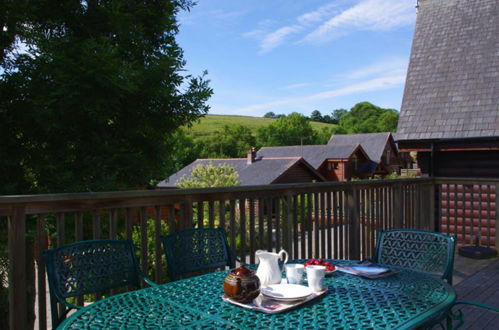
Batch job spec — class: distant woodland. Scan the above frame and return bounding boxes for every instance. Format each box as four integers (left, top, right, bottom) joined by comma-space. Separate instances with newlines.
171, 102, 399, 178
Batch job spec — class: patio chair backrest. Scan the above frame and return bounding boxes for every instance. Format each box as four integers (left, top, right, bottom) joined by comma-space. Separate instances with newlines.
373, 229, 456, 284
43, 239, 142, 300
161, 227, 234, 280
43, 239, 147, 327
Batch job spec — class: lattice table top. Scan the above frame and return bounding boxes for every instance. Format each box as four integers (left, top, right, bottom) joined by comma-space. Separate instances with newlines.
59, 260, 456, 329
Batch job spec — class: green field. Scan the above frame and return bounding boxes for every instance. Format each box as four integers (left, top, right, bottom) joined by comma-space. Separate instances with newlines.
185, 114, 336, 139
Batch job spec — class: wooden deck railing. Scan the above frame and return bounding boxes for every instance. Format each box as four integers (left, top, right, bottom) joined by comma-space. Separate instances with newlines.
1, 177, 497, 329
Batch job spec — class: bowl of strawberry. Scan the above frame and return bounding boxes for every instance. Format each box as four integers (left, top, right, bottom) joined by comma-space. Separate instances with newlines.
303, 259, 336, 274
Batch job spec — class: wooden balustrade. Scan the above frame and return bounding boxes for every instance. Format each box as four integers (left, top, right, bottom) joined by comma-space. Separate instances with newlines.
1, 177, 497, 329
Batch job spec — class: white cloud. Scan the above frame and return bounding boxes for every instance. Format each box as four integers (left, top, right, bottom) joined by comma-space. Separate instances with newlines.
310, 73, 406, 100
260, 25, 303, 53
243, 19, 277, 39
280, 82, 310, 90
297, 2, 344, 25
252, 2, 343, 53
232, 59, 407, 114
303, 0, 415, 43
338, 57, 408, 81
248, 0, 415, 53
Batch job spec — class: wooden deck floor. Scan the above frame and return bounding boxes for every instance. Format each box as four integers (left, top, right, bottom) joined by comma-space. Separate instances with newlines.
453, 254, 499, 329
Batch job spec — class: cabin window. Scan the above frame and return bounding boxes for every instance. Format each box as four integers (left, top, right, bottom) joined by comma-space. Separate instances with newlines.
352, 155, 358, 170
328, 162, 339, 170
386, 150, 391, 165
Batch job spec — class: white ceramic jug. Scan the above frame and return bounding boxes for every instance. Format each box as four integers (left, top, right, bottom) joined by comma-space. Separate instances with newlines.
255, 249, 289, 287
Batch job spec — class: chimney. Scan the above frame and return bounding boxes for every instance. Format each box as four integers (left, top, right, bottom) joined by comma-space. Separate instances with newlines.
247, 147, 256, 164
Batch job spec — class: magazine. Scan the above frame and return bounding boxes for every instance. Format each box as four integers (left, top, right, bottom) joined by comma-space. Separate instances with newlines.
337, 261, 398, 279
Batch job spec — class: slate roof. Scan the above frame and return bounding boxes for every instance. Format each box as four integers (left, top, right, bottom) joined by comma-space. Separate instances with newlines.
396, 0, 499, 141
328, 133, 392, 162
157, 158, 323, 188
257, 145, 361, 169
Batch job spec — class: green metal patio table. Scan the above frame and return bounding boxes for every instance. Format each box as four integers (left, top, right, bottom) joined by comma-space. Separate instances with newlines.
58, 260, 456, 329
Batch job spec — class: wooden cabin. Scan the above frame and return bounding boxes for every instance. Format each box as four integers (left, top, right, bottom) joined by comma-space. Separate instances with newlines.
257, 144, 371, 181
396, 0, 499, 177
157, 154, 325, 188
395, 0, 499, 242
328, 132, 403, 176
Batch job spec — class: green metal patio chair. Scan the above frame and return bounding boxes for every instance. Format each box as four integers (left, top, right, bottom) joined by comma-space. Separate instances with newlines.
161, 227, 239, 280
43, 239, 156, 328
373, 229, 456, 284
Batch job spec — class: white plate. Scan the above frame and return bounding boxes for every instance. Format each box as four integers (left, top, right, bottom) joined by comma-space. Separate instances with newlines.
261, 284, 313, 301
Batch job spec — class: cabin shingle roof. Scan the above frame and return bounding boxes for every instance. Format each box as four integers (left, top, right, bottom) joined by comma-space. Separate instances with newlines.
257, 145, 359, 169
157, 158, 323, 187
328, 133, 391, 162
396, 0, 499, 141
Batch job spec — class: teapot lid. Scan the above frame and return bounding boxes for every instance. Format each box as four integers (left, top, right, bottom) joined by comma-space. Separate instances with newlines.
231, 264, 254, 277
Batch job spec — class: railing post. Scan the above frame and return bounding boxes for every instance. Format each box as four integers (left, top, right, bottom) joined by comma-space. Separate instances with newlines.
8, 206, 27, 330
283, 193, 293, 259
392, 184, 403, 228
347, 188, 360, 260
429, 180, 438, 232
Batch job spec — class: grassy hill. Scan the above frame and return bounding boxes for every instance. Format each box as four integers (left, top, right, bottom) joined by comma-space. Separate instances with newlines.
185, 114, 336, 139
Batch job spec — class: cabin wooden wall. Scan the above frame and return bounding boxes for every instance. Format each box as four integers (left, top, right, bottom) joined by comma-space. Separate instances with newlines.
345, 149, 370, 180
273, 162, 323, 183
418, 150, 499, 178
317, 161, 343, 181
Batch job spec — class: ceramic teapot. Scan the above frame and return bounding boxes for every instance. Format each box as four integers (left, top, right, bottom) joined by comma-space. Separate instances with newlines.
224, 264, 260, 303
255, 249, 288, 287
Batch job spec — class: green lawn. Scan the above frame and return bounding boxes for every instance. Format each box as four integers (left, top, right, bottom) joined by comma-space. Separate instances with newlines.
185, 114, 336, 138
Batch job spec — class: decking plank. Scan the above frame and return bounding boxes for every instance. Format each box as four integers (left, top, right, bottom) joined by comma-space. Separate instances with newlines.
454, 258, 499, 329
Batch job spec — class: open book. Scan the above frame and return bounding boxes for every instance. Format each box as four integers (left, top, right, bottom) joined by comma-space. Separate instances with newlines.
337, 261, 398, 279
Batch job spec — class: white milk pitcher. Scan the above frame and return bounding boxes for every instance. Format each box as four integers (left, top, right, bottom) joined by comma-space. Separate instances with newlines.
255, 249, 289, 287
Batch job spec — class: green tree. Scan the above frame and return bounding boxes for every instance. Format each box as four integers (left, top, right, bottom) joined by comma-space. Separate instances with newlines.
322, 114, 334, 124
200, 124, 256, 158
263, 112, 276, 118
338, 102, 399, 133
176, 162, 240, 188
331, 126, 348, 135
0, 0, 212, 194
377, 110, 399, 132
331, 109, 348, 124
310, 110, 323, 122
163, 129, 202, 180
256, 113, 317, 146
316, 127, 336, 144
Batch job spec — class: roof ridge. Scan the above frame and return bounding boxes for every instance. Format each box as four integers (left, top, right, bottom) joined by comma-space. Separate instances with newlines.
196, 158, 246, 161
260, 156, 301, 160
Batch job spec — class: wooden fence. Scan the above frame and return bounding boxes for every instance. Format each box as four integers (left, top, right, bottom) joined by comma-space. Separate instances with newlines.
2, 177, 496, 329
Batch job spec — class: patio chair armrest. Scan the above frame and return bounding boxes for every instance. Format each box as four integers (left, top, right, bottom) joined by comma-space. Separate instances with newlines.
453, 300, 499, 313
59, 299, 83, 311
142, 276, 158, 287
446, 300, 499, 329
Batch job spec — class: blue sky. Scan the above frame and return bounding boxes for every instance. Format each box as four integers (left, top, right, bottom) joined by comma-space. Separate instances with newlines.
177, 0, 417, 117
